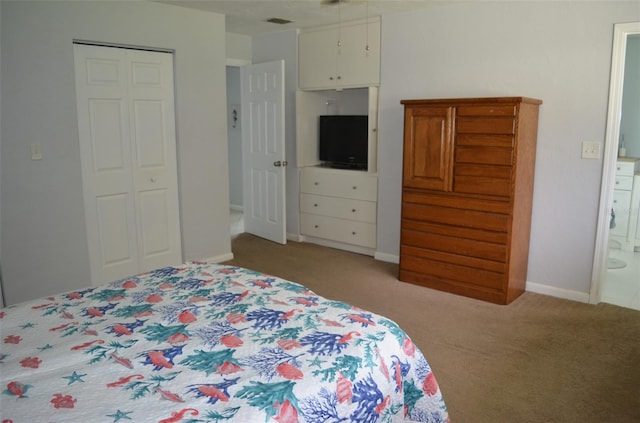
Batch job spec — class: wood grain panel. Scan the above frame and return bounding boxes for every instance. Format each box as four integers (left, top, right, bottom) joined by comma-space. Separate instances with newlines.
456, 133, 514, 148
400, 244, 506, 274
401, 219, 508, 244
400, 255, 505, 290
456, 146, 513, 165
398, 269, 507, 304
457, 117, 515, 134
402, 106, 454, 191
402, 190, 511, 213
402, 203, 509, 232
401, 229, 507, 262
457, 105, 516, 116
454, 176, 511, 197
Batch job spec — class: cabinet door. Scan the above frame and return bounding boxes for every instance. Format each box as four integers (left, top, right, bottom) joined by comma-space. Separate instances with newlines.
299, 28, 338, 90
403, 106, 454, 191
337, 21, 380, 88
611, 189, 632, 237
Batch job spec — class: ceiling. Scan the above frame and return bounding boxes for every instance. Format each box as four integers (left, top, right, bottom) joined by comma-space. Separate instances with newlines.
158, 1, 443, 35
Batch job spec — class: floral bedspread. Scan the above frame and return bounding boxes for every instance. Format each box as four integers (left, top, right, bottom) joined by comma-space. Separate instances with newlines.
1, 262, 449, 422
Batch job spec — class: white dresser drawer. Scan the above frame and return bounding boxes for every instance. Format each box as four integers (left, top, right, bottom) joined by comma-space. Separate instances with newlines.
300, 193, 376, 223
614, 175, 634, 191
300, 168, 377, 201
611, 189, 632, 237
616, 160, 639, 177
300, 213, 376, 248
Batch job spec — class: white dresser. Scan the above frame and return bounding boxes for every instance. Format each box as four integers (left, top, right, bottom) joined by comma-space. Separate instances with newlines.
612, 158, 640, 250
299, 167, 377, 254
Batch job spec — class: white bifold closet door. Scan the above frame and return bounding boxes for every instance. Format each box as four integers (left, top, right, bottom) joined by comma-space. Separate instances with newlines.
73, 43, 182, 286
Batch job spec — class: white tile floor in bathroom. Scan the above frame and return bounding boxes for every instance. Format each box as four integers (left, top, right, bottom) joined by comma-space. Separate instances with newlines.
601, 246, 640, 311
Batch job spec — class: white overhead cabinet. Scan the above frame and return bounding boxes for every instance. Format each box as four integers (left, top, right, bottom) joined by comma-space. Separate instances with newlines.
298, 17, 380, 90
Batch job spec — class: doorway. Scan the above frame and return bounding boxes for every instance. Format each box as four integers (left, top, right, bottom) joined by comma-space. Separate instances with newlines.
226, 65, 245, 238
591, 23, 640, 311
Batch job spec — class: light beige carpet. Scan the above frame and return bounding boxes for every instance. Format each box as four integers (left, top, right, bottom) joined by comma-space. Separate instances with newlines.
224, 234, 640, 423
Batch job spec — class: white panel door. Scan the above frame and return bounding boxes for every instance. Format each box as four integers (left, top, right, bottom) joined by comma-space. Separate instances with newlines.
241, 61, 286, 244
74, 44, 182, 286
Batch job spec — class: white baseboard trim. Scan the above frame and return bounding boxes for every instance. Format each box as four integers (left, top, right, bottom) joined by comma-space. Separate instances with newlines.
374, 251, 400, 264
287, 232, 304, 242
526, 281, 590, 303
203, 252, 235, 263
230, 204, 244, 212
300, 235, 375, 256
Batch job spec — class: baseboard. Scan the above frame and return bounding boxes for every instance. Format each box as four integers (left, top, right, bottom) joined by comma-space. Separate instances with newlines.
300, 235, 375, 256
374, 251, 400, 264
526, 281, 590, 303
287, 232, 303, 242
203, 252, 235, 263
230, 204, 244, 212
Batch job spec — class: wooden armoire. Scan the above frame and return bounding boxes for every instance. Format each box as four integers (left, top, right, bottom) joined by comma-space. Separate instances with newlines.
399, 97, 542, 304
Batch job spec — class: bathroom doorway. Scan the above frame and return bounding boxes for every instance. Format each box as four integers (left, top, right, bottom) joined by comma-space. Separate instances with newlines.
591, 23, 640, 311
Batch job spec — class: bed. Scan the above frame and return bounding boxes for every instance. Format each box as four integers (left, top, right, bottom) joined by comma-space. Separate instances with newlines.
1, 262, 449, 422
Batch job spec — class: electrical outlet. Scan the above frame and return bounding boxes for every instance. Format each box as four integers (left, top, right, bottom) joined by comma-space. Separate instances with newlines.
581, 141, 600, 159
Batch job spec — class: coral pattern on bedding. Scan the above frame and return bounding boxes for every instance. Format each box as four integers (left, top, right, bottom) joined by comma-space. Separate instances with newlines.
0, 262, 449, 422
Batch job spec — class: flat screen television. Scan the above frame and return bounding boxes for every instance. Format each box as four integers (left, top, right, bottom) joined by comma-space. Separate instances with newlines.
319, 115, 368, 170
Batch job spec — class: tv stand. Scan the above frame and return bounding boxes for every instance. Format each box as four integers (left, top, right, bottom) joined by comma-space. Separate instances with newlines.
321, 162, 367, 171
299, 167, 377, 255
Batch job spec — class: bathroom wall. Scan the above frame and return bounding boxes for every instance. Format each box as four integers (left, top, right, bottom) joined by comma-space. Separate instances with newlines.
620, 35, 640, 158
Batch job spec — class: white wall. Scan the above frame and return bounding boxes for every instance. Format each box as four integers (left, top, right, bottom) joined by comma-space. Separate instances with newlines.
226, 32, 252, 64
378, 1, 640, 296
252, 29, 300, 238
226, 66, 244, 208
620, 35, 640, 158
0, 2, 3, 307
0, 1, 231, 305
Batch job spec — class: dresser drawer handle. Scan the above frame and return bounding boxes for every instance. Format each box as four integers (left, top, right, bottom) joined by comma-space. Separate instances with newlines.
314, 225, 319, 228
352, 231, 357, 235
352, 209, 356, 213
352, 186, 357, 190
616, 181, 620, 185
314, 203, 318, 207
314, 182, 319, 186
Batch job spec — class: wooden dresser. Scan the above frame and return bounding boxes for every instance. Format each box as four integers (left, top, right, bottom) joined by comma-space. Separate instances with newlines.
399, 97, 542, 304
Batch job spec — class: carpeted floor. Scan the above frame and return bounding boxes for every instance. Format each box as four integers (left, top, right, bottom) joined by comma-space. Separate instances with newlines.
224, 233, 640, 423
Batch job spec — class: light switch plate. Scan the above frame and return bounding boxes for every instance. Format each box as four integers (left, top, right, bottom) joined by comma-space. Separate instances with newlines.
581, 141, 600, 159
30, 143, 43, 160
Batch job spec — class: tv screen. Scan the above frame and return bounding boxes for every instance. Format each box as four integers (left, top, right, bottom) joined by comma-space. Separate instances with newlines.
319, 115, 368, 170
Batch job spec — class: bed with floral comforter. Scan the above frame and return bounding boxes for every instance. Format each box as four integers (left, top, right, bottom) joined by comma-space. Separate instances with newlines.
0, 262, 449, 422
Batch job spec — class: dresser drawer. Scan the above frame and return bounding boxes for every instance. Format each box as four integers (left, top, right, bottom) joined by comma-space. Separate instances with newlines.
402, 202, 509, 233
300, 168, 377, 201
614, 175, 633, 191
616, 161, 639, 177
300, 213, 376, 248
456, 117, 515, 135
300, 193, 376, 223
